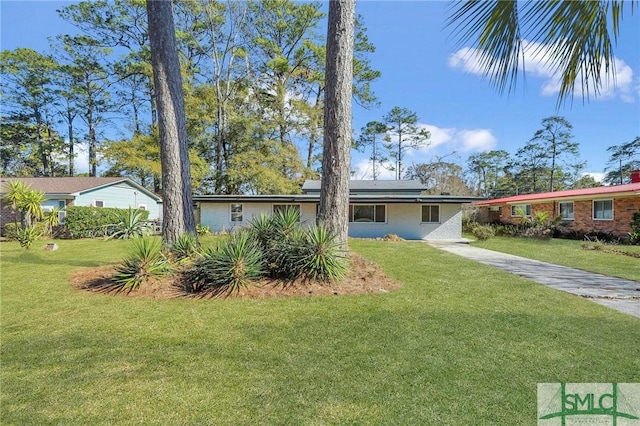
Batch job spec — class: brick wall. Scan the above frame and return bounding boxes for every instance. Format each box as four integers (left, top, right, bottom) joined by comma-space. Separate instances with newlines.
0, 201, 21, 235
486, 196, 639, 237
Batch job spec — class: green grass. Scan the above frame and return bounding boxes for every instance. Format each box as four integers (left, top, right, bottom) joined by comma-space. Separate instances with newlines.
1, 238, 639, 425
468, 236, 640, 282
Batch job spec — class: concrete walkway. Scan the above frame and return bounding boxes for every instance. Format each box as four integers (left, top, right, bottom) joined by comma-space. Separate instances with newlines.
427, 241, 640, 319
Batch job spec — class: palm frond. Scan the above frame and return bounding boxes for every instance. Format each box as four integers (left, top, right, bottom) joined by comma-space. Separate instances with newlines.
447, 0, 523, 94
447, 0, 635, 107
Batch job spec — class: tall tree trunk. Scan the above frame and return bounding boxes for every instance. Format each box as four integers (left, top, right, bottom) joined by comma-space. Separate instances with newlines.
34, 108, 49, 176
215, 102, 225, 194
88, 113, 96, 177
67, 110, 75, 176
318, 0, 355, 251
146, 0, 196, 245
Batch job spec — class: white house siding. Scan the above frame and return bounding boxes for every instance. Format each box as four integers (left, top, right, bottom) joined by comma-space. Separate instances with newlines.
346, 203, 461, 240
74, 183, 161, 220
199, 202, 317, 232
199, 201, 464, 240
422, 204, 462, 240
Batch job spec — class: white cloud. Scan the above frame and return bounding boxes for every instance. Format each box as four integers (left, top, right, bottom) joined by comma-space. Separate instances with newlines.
74, 145, 90, 174
582, 172, 605, 183
448, 41, 637, 103
458, 129, 497, 152
411, 124, 496, 154
447, 47, 485, 75
418, 124, 454, 149
351, 158, 395, 180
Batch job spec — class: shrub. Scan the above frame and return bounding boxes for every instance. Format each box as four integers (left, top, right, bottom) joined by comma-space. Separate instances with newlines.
107, 208, 151, 239
247, 213, 276, 251
272, 206, 300, 238
169, 232, 201, 261
471, 224, 495, 241
195, 224, 210, 236
16, 226, 42, 249
112, 237, 170, 292
461, 217, 476, 233
297, 224, 347, 281
42, 207, 60, 236
247, 210, 300, 278
383, 234, 405, 241
522, 225, 553, 240
65, 206, 149, 239
184, 231, 265, 296
629, 212, 640, 245
2, 223, 21, 240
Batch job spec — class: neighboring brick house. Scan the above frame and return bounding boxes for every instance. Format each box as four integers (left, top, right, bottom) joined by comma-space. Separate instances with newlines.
473, 173, 640, 238
0, 177, 162, 235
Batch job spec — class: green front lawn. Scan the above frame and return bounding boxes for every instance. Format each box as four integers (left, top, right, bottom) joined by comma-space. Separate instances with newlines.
468, 236, 640, 282
1, 238, 639, 424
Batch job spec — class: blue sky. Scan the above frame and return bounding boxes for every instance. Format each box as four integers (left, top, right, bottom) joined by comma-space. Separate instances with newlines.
2, 1, 639, 181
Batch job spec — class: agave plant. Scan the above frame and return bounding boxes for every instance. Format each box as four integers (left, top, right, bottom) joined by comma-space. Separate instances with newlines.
184, 231, 265, 296
112, 237, 170, 292
15, 226, 42, 250
297, 224, 347, 281
108, 208, 151, 239
273, 226, 308, 280
169, 232, 201, 261
272, 206, 300, 238
43, 207, 61, 236
247, 213, 276, 251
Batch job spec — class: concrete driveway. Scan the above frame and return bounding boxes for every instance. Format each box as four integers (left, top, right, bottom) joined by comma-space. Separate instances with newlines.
427, 241, 640, 319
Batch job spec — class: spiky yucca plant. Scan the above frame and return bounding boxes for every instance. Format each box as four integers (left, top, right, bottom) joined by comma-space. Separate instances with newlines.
169, 232, 200, 261
184, 231, 265, 296
15, 226, 42, 250
298, 224, 347, 281
108, 208, 151, 239
112, 237, 170, 292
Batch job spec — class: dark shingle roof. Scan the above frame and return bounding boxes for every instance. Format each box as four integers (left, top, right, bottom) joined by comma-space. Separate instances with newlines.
301, 179, 426, 194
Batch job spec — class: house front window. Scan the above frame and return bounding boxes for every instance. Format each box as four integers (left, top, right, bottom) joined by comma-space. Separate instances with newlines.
558, 202, 574, 220
511, 204, 531, 217
593, 200, 613, 220
94, 200, 104, 208
230, 203, 243, 222
349, 205, 386, 223
421, 205, 440, 223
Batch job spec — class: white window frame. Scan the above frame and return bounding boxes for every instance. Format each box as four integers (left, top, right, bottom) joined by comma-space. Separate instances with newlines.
349, 204, 386, 223
138, 204, 147, 210
421, 204, 440, 223
94, 200, 104, 208
230, 203, 243, 222
511, 204, 531, 217
272, 204, 301, 221
593, 199, 613, 220
558, 201, 574, 220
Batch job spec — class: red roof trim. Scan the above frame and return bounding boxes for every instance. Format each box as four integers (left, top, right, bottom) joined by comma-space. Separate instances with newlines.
474, 182, 640, 206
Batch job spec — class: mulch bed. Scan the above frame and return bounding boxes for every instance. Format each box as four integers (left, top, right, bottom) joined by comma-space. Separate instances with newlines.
69, 253, 402, 300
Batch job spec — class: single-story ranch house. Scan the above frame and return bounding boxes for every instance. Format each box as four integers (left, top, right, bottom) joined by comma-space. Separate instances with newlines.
194, 180, 483, 240
473, 174, 640, 238
0, 177, 162, 232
